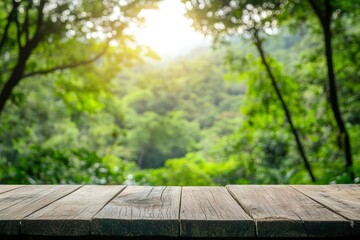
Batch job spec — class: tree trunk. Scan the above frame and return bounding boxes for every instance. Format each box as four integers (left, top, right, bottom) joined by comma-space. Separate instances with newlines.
323, 0, 354, 180
0, 50, 31, 115
308, 0, 354, 180
253, 33, 316, 183
0, 1, 45, 118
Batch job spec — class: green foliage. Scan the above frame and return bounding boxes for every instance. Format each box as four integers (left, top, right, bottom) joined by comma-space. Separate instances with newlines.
0, 46, 247, 184
133, 153, 248, 186
126, 111, 200, 168
1, 0, 359, 185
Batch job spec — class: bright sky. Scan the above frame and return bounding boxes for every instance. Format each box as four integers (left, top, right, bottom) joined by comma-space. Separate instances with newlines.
134, 0, 211, 59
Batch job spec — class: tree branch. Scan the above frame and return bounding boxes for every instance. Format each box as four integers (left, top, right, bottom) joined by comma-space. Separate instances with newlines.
0, 1, 46, 116
22, 1, 32, 43
27, 0, 45, 48
308, 0, 326, 28
0, 1, 19, 53
252, 30, 316, 183
22, 41, 110, 79
14, 14, 23, 49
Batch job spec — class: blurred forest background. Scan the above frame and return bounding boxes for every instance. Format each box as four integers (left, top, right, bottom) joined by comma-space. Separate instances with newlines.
0, 0, 359, 185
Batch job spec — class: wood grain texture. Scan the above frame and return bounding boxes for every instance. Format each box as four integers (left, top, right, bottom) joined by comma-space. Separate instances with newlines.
293, 184, 360, 235
92, 186, 181, 237
227, 185, 351, 237
0, 185, 23, 194
180, 186, 255, 237
0, 185, 81, 235
22, 185, 124, 236
0, 184, 358, 237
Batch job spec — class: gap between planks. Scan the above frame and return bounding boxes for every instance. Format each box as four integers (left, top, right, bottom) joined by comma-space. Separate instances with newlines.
227, 185, 352, 237
0, 185, 25, 194
291, 184, 360, 235
0, 185, 83, 235
22, 185, 126, 236
0, 185, 358, 237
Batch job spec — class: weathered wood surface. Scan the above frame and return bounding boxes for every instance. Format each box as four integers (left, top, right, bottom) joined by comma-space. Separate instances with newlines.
180, 186, 255, 237
293, 184, 360, 235
0, 185, 81, 235
0, 184, 359, 238
92, 186, 181, 237
22, 185, 124, 236
227, 185, 351, 237
0, 185, 23, 194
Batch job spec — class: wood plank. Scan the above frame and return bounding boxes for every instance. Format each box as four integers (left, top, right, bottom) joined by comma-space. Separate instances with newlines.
0, 185, 23, 194
293, 184, 360, 235
22, 185, 124, 236
92, 186, 181, 237
0, 185, 81, 235
180, 186, 255, 237
227, 185, 351, 237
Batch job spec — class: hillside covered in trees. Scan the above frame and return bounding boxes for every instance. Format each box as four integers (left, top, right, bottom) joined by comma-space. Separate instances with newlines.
0, 0, 359, 185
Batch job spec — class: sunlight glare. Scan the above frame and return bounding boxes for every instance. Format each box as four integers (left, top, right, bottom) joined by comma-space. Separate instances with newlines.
135, 0, 210, 59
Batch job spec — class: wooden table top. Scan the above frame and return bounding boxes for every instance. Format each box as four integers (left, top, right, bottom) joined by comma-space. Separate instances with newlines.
0, 184, 359, 238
